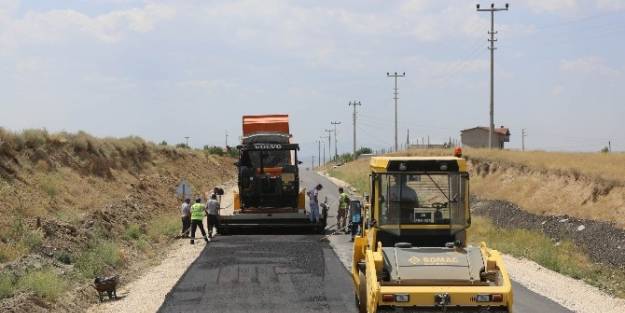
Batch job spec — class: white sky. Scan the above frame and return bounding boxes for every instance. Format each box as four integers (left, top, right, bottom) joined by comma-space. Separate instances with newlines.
1, 0, 624, 158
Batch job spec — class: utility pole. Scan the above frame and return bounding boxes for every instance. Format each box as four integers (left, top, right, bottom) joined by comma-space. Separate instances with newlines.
406, 129, 410, 148
331, 121, 341, 160
320, 136, 327, 165
608, 141, 612, 152
387, 72, 405, 152
184, 136, 190, 147
317, 140, 321, 167
312, 155, 315, 169
324, 129, 332, 162
521, 128, 527, 151
225, 130, 229, 147
348, 101, 362, 155
477, 3, 509, 149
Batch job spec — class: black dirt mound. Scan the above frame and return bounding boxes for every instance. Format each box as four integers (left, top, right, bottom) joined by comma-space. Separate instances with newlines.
472, 198, 625, 270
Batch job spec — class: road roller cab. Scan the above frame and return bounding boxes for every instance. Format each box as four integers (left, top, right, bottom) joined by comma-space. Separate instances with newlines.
352, 155, 513, 313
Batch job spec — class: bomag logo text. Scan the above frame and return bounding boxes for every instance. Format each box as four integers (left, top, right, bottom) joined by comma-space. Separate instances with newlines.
422, 257, 458, 264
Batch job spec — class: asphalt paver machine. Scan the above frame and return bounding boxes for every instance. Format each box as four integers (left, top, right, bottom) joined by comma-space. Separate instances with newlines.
218, 114, 326, 234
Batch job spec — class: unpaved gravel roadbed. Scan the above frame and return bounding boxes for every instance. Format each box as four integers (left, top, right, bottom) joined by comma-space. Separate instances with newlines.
87, 238, 206, 313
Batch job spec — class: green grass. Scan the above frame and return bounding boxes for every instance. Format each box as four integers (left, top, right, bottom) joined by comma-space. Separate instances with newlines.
123, 223, 144, 241
327, 158, 369, 193
22, 229, 44, 252
17, 268, 67, 300
0, 227, 44, 263
469, 216, 625, 298
0, 273, 15, 299
75, 240, 122, 278
146, 213, 180, 242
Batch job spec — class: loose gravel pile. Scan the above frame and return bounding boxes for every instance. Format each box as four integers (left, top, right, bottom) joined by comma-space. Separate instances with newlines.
472, 198, 625, 269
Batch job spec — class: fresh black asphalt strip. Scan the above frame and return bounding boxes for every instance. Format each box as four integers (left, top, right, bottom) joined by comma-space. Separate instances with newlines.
158, 234, 358, 313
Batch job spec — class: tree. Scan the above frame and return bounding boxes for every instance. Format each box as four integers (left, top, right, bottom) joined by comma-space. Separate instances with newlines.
355, 147, 373, 157
203, 145, 224, 156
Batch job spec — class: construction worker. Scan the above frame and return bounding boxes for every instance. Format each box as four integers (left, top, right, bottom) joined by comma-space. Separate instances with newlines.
190, 198, 209, 244
337, 187, 349, 232
308, 184, 323, 223
205, 194, 220, 239
180, 198, 191, 237
349, 200, 362, 242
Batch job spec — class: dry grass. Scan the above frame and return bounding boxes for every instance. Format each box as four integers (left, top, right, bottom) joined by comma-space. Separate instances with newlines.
388, 147, 625, 184
0, 128, 236, 307
466, 149, 625, 184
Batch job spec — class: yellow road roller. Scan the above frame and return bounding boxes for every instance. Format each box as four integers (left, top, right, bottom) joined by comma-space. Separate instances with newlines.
352, 155, 513, 313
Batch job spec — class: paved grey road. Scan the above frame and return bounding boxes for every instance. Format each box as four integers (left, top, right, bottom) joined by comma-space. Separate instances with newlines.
302, 170, 572, 313
158, 170, 571, 313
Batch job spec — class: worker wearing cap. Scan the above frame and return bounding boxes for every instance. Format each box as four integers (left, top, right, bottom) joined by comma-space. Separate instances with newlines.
180, 198, 191, 237
308, 184, 323, 223
190, 198, 209, 244
205, 194, 220, 239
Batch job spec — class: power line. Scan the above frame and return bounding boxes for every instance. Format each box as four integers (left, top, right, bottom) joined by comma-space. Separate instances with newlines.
477, 2, 510, 149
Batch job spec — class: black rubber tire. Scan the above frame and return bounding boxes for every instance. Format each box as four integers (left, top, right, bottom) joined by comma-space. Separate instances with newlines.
358, 271, 368, 313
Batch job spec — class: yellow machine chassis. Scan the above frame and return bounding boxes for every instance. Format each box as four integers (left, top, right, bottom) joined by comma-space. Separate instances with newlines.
351, 156, 513, 313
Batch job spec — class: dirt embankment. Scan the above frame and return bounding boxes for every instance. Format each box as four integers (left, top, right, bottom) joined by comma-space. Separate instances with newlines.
468, 156, 625, 228
0, 129, 235, 313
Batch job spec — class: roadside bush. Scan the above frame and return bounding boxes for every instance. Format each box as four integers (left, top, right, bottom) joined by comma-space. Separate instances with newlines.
203, 145, 224, 156
22, 229, 44, 252
0, 243, 20, 263
75, 241, 122, 278
17, 268, 67, 300
355, 147, 372, 157
123, 223, 143, 241
21, 129, 48, 149
147, 213, 179, 242
0, 273, 15, 299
